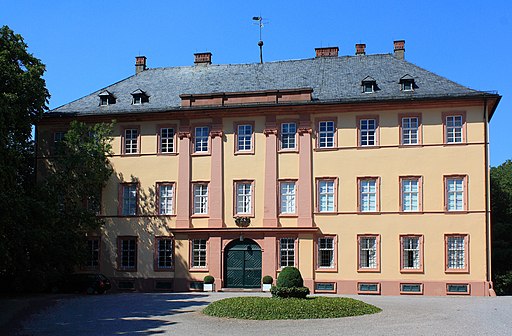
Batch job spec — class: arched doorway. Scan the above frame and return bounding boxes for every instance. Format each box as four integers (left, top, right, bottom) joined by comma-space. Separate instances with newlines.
224, 239, 262, 288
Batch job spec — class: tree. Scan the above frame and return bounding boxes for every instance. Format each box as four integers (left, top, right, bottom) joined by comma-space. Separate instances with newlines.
491, 160, 512, 294
0, 25, 49, 291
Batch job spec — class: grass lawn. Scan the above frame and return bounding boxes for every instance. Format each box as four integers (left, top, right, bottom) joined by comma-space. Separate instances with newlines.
203, 296, 381, 320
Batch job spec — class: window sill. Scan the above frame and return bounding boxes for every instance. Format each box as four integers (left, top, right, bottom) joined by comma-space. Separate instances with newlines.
278, 214, 298, 218
445, 269, 469, 274
156, 152, 178, 156
120, 153, 141, 157
191, 152, 211, 157
357, 211, 381, 215
314, 147, 338, 152
191, 214, 209, 218
189, 267, 209, 272
278, 149, 299, 154
154, 268, 175, 272
399, 211, 424, 215
234, 151, 255, 155
357, 145, 380, 149
117, 268, 137, 272
156, 214, 177, 217
443, 142, 467, 146
444, 210, 469, 214
315, 267, 337, 273
398, 144, 423, 148
400, 269, 424, 274
314, 211, 338, 215
357, 268, 380, 273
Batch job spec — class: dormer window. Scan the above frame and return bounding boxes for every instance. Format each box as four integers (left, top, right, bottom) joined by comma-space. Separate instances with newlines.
131, 89, 149, 105
99, 90, 116, 106
361, 76, 377, 94
400, 74, 416, 92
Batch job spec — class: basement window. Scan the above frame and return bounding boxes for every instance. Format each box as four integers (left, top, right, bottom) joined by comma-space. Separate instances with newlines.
99, 90, 116, 106
131, 89, 149, 105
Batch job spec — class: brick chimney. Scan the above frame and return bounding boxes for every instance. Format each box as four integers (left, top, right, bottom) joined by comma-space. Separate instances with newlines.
394, 40, 405, 60
355, 43, 366, 55
194, 52, 212, 66
315, 47, 339, 58
135, 56, 147, 74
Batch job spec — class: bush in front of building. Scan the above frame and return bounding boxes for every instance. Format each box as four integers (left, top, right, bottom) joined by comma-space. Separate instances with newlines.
271, 266, 310, 299
262, 275, 273, 284
203, 275, 215, 284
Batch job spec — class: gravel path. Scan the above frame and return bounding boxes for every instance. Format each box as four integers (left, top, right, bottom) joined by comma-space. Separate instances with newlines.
16, 292, 512, 335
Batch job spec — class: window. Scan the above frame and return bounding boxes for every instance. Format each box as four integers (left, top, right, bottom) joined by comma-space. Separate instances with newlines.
401, 177, 421, 212
194, 126, 209, 153
155, 238, 173, 270
99, 90, 116, 106
280, 122, 297, 150
193, 183, 208, 215
280, 181, 296, 214
191, 239, 207, 268
131, 89, 149, 105
358, 283, 380, 293
401, 236, 423, 272
445, 114, 464, 143
315, 282, 335, 292
318, 120, 335, 148
279, 238, 295, 268
400, 283, 422, 294
118, 237, 137, 271
236, 124, 253, 152
318, 237, 335, 269
447, 284, 470, 294
363, 82, 374, 93
359, 118, 377, 146
358, 235, 379, 271
445, 176, 467, 211
317, 179, 336, 212
446, 235, 468, 272
158, 183, 174, 215
159, 127, 175, 154
401, 116, 419, 145
235, 181, 253, 215
120, 184, 137, 216
53, 131, 65, 145
361, 76, 377, 94
359, 178, 378, 212
85, 238, 100, 268
123, 128, 139, 154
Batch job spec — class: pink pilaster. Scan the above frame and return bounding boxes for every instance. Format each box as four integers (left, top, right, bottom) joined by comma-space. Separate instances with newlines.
263, 116, 278, 227
208, 236, 222, 290
209, 120, 224, 228
297, 117, 313, 227
262, 236, 277, 281
176, 124, 191, 228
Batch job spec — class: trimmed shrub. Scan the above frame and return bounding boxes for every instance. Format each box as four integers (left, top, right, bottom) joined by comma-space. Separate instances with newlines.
203, 275, 215, 284
262, 275, 273, 284
270, 286, 309, 299
276, 267, 304, 288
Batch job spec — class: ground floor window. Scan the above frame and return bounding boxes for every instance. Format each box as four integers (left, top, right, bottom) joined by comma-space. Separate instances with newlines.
358, 235, 379, 271
279, 238, 295, 268
191, 239, 207, 268
85, 238, 100, 269
156, 238, 174, 270
318, 237, 335, 268
118, 237, 137, 271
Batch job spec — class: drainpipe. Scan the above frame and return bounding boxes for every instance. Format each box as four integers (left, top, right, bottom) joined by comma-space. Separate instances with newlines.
483, 96, 493, 295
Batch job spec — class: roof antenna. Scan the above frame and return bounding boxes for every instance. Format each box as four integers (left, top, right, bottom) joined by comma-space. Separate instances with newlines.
252, 16, 267, 64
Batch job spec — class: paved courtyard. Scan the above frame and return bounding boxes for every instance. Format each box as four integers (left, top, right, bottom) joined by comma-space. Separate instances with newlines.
14, 292, 512, 335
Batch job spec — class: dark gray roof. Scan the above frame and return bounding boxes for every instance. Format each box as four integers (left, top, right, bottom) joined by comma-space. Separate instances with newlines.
49, 53, 488, 116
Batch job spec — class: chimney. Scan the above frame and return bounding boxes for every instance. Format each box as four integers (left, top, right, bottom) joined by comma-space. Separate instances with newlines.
394, 40, 405, 60
194, 52, 212, 66
135, 56, 147, 74
355, 43, 366, 55
315, 46, 339, 58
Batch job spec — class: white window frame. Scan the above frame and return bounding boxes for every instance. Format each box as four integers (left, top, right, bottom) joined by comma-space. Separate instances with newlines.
318, 121, 335, 148
156, 238, 173, 269
401, 117, 419, 145
360, 179, 377, 212
193, 184, 208, 215
446, 115, 463, 143
158, 184, 174, 215
402, 237, 420, 270
280, 181, 296, 214
235, 182, 252, 215
237, 124, 253, 152
192, 239, 207, 268
447, 178, 464, 211
318, 180, 335, 212
279, 238, 295, 268
194, 126, 209, 153
280, 122, 297, 150
122, 184, 137, 216
120, 238, 137, 270
447, 236, 466, 270
318, 237, 335, 268
402, 179, 419, 212
160, 127, 175, 153
124, 128, 139, 154
360, 119, 376, 146
359, 237, 377, 269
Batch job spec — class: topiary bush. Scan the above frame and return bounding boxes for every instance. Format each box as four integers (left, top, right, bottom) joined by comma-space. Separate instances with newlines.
271, 266, 310, 299
262, 275, 273, 284
203, 275, 215, 284
276, 267, 304, 288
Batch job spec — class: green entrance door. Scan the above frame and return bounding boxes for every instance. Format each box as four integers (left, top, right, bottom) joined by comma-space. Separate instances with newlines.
225, 239, 262, 288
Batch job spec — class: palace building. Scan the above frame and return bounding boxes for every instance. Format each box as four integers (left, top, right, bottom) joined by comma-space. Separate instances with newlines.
37, 41, 501, 295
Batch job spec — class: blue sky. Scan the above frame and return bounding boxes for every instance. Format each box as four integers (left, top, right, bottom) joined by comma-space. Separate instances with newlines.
2, 0, 511, 166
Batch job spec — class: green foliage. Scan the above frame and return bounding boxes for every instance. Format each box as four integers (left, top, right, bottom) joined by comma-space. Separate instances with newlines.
276, 267, 304, 288
491, 160, 512, 294
270, 286, 309, 299
262, 275, 273, 284
0, 25, 49, 292
203, 275, 215, 284
203, 296, 381, 320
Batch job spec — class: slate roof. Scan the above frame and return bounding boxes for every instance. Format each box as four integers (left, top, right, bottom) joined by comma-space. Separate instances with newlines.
49, 53, 491, 116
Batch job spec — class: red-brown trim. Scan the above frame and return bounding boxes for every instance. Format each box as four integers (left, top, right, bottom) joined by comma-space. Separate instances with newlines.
357, 234, 381, 272
314, 117, 338, 150
445, 234, 470, 274
315, 177, 338, 213
117, 236, 138, 272
233, 180, 255, 217
234, 121, 255, 155
357, 176, 380, 213
399, 176, 423, 213
444, 175, 469, 212
315, 235, 338, 272
442, 111, 467, 145
120, 125, 141, 156
356, 115, 380, 148
156, 124, 178, 155
155, 182, 176, 216
399, 234, 424, 273
398, 113, 422, 146
154, 236, 175, 272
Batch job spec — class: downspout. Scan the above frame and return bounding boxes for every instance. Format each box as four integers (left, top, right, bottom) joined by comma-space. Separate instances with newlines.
483, 97, 494, 295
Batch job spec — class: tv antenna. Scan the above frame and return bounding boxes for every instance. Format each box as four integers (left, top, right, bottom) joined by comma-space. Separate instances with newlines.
252, 16, 268, 64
